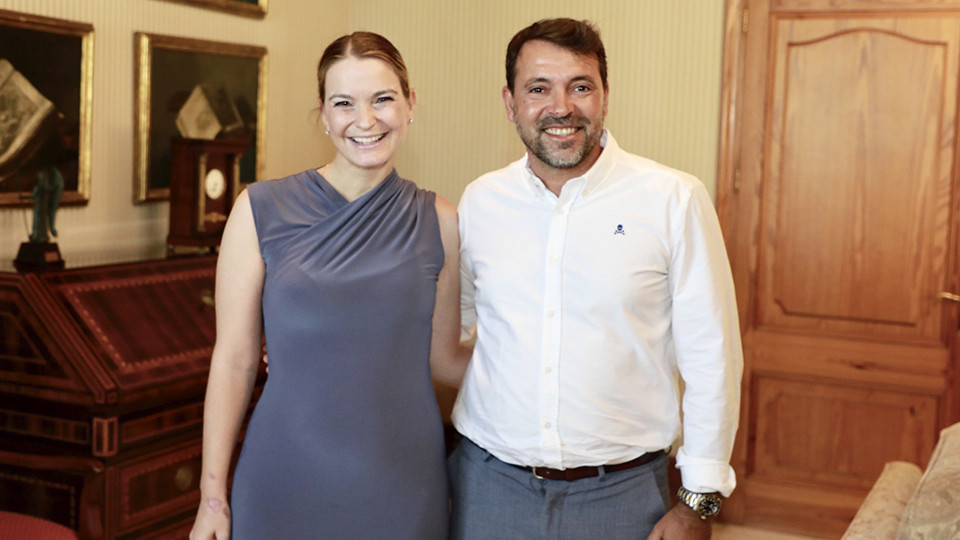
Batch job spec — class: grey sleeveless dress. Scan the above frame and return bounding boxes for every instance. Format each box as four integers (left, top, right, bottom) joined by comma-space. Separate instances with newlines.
229, 169, 448, 539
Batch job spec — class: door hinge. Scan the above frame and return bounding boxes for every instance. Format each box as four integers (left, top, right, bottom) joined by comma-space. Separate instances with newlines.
734, 167, 742, 193
742, 6, 749, 34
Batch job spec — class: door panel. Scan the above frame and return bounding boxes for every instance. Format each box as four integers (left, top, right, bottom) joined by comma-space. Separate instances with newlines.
718, 2, 960, 536
762, 18, 956, 340
752, 376, 938, 488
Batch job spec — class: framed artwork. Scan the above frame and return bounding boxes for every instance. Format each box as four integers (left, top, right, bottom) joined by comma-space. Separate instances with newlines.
154, 0, 267, 19
0, 9, 93, 208
134, 33, 267, 203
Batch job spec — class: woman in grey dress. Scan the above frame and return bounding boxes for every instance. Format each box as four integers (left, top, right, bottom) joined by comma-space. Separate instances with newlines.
189, 32, 468, 540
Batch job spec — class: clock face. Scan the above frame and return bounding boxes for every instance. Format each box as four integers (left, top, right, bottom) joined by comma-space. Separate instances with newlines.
204, 168, 227, 200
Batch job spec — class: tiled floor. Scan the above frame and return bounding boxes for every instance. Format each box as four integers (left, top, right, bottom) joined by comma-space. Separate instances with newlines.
713, 523, 830, 540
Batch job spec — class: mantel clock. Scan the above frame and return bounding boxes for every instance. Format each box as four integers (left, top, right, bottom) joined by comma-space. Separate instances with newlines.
167, 137, 249, 251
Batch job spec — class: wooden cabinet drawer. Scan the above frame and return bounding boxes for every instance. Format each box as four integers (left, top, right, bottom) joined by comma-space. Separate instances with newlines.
117, 441, 200, 535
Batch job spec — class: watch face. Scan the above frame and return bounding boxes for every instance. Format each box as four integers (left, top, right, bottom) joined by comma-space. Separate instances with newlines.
698, 496, 722, 517
204, 168, 227, 200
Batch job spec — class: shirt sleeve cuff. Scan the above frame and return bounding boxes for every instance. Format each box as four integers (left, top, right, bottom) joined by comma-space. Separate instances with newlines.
675, 448, 737, 497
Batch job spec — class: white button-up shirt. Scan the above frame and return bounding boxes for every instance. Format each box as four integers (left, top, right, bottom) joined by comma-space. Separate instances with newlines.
453, 131, 743, 495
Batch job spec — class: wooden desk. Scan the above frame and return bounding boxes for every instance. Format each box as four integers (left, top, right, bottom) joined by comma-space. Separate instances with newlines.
0, 256, 262, 540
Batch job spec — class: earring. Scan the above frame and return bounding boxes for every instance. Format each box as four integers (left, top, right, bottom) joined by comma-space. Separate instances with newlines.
408, 118, 414, 125
324, 129, 330, 135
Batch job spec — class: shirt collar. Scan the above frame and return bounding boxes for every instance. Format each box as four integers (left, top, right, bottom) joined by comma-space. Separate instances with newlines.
521, 130, 619, 199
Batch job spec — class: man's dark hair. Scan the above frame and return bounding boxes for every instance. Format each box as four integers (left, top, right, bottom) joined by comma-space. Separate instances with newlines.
505, 18, 607, 93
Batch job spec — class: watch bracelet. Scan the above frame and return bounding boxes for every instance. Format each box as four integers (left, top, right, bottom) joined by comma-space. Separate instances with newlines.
676, 486, 722, 519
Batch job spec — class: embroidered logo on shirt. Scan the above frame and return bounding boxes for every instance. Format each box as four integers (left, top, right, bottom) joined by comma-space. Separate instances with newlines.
614, 224, 626, 236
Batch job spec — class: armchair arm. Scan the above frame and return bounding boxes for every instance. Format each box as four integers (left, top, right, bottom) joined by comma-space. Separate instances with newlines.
841, 461, 922, 540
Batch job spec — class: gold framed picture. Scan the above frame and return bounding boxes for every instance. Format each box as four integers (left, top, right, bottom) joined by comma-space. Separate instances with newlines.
154, 0, 267, 19
0, 9, 93, 208
134, 33, 267, 203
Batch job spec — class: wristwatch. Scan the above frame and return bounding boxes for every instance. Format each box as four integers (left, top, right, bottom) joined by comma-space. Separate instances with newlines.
677, 486, 722, 519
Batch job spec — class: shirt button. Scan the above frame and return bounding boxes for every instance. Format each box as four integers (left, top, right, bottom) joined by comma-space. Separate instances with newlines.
554, 208, 564, 216
549, 257, 558, 265
544, 423, 552, 429
546, 310, 555, 318
544, 366, 553, 374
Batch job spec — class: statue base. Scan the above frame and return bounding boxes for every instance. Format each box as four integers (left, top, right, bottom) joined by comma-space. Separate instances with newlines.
14, 242, 65, 272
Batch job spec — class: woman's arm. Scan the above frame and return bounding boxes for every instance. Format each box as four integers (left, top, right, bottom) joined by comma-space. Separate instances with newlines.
190, 190, 265, 540
428, 195, 472, 388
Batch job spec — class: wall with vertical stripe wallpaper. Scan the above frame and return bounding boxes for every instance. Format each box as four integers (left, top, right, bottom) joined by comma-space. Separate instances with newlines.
0, 0, 723, 269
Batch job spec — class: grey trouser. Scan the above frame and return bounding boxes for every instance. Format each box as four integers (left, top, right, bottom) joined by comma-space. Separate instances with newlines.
448, 437, 671, 540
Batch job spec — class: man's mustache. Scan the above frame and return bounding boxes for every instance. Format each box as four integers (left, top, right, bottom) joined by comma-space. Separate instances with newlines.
538, 115, 585, 129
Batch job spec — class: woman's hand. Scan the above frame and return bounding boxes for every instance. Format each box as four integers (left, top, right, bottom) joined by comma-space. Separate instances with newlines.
190, 191, 263, 540
189, 495, 232, 540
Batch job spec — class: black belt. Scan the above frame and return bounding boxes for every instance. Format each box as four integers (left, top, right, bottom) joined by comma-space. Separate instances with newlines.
513, 449, 667, 482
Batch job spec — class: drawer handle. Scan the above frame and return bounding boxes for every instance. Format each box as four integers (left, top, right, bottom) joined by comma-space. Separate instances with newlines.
200, 289, 215, 307
174, 465, 194, 492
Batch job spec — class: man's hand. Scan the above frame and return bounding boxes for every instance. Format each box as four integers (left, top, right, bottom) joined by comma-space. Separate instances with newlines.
646, 503, 712, 540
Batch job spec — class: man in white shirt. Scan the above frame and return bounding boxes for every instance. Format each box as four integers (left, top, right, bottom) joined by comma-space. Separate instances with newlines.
449, 18, 743, 540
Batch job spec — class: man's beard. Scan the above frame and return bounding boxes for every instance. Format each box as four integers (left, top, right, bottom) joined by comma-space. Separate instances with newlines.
516, 115, 603, 169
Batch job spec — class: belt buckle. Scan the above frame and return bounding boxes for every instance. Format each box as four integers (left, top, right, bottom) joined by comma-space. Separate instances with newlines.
531, 467, 546, 480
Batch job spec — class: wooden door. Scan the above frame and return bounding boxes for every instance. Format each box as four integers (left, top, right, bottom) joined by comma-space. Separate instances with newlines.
717, 1, 960, 536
